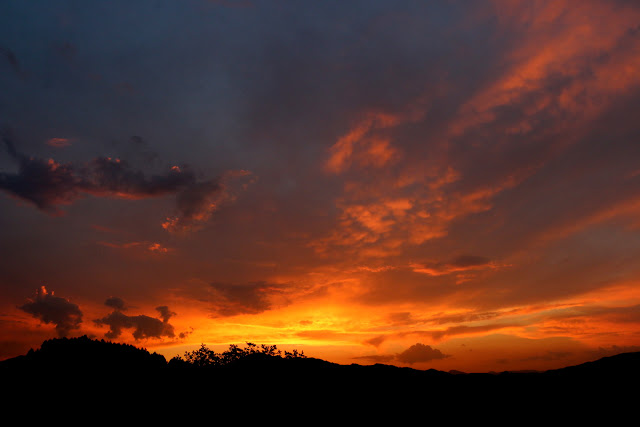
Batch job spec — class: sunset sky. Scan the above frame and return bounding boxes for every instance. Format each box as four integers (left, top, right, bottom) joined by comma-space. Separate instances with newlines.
2, 0, 640, 373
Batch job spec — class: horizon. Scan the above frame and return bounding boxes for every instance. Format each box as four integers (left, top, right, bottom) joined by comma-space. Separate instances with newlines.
2, 0, 640, 374
8, 334, 638, 374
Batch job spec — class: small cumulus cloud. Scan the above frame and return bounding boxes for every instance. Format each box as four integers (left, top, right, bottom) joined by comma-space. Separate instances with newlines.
19, 286, 83, 337
395, 343, 451, 364
355, 342, 450, 365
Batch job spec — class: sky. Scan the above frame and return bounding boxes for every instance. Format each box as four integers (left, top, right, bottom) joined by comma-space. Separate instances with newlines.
2, 0, 640, 373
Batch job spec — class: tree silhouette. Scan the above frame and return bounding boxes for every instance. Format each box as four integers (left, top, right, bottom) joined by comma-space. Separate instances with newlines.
182, 343, 220, 367
180, 342, 305, 367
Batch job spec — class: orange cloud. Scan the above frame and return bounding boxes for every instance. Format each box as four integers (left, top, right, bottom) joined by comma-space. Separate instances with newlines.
98, 241, 172, 254
325, 111, 416, 174
45, 138, 72, 148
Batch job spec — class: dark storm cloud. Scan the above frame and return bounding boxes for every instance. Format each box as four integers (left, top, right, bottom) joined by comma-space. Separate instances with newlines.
94, 301, 175, 340
208, 281, 286, 317
19, 286, 83, 337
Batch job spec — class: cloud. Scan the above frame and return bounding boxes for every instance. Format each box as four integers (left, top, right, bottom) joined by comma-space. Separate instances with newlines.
352, 354, 396, 363
98, 241, 171, 254
426, 324, 518, 341
19, 286, 83, 337
410, 255, 496, 276
0, 134, 251, 230
364, 335, 386, 347
387, 312, 416, 325
104, 297, 127, 311
395, 343, 450, 364
208, 281, 286, 317
357, 343, 451, 365
45, 138, 72, 148
94, 300, 176, 340
325, 112, 406, 174
156, 306, 175, 323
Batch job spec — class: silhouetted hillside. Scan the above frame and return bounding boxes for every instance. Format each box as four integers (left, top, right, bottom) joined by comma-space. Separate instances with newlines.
2, 336, 639, 409
1, 335, 167, 371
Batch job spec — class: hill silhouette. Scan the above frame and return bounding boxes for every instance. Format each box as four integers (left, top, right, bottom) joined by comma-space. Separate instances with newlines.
4, 335, 640, 378
2, 336, 638, 412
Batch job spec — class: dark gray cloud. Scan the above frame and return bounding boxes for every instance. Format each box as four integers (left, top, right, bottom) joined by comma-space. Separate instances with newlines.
156, 305, 175, 323
19, 286, 83, 337
0, 133, 228, 229
94, 301, 175, 340
209, 281, 286, 317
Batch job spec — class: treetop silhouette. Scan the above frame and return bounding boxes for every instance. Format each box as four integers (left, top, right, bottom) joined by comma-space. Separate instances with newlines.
177, 342, 306, 367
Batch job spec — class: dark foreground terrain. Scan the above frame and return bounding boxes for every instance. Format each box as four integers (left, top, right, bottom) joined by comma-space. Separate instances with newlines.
2, 336, 638, 414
